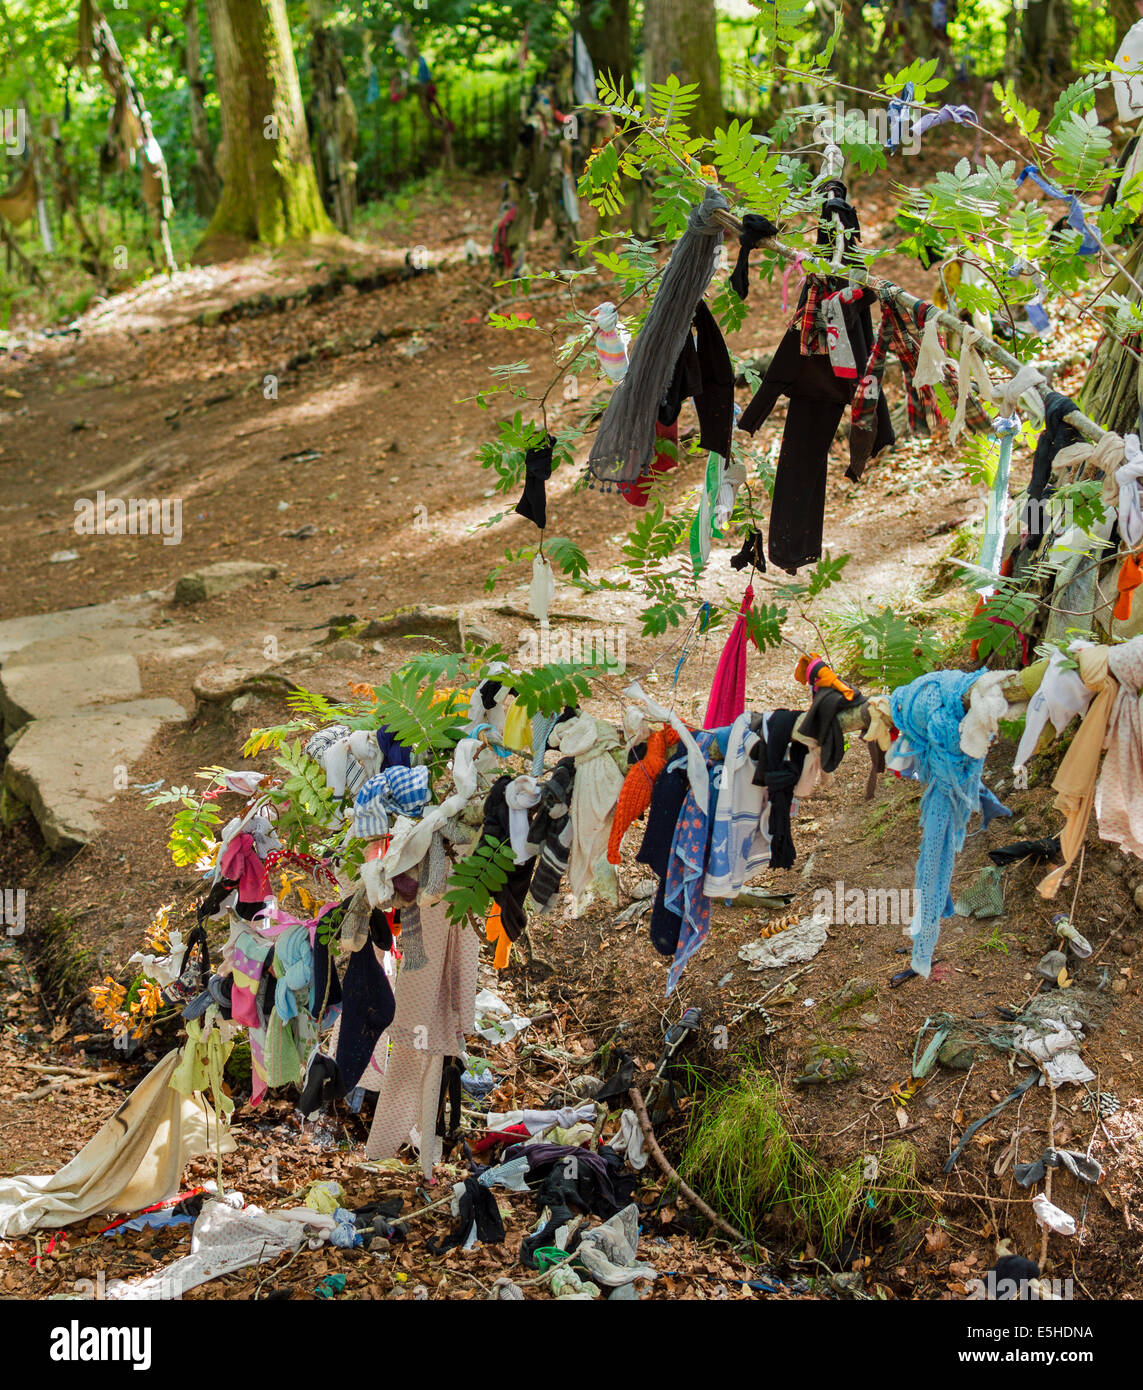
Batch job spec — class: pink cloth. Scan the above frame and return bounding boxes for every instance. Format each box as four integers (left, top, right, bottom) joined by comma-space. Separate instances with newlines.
705, 585, 755, 729
219, 833, 268, 901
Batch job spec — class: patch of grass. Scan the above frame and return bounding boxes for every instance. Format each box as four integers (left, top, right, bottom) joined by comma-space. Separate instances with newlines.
681, 1054, 929, 1251
962, 924, 1011, 958
860, 782, 921, 844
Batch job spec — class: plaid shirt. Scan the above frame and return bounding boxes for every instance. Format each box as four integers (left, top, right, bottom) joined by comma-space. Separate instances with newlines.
850, 288, 990, 450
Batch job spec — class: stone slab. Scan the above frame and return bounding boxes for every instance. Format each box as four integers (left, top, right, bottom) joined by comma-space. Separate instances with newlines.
174, 561, 278, 604
4, 704, 185, 851
0, 654, 143, 731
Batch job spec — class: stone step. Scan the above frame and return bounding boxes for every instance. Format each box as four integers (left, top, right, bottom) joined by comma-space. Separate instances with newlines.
3, 703, 186, 851
0, 596, 155, 664
0, 654, 143, 732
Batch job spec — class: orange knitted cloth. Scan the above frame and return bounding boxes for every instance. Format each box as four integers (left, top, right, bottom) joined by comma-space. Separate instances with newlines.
1115, 553, 1143, 621
606, 726, 679, 865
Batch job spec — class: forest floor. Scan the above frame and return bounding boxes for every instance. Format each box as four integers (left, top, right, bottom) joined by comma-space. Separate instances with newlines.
1, 149, 1142, 1302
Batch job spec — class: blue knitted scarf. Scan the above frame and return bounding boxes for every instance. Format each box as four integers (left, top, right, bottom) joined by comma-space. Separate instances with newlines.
890, 670, 985, 977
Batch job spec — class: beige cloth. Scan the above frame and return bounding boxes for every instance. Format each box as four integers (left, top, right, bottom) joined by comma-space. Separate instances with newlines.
912, 314, 949, 391
1095, 637, 1143, 860
1051, 431, 1123, 488
551, 715, 624, 909
363, 900, 479, 1178
1038, 646, 1119, 898
862, 695, 895, 753
0, 1050, 234, 1238
949, 326, 996, 445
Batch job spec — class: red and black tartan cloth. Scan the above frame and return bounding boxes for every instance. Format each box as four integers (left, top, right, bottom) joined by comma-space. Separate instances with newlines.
797, 280, 990, 472
849, 288, 991, 464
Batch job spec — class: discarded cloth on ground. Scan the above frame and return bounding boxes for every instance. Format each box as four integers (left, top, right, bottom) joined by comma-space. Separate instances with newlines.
106, 1198, 327, 1299
738, 912, 829, 969
0, 1049, 233, 1239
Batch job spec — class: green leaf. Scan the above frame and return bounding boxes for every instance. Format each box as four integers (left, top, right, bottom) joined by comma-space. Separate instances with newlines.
443, 837, 518, 928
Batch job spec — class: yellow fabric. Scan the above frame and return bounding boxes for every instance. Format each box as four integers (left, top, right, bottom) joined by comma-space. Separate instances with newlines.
1020, 658, 1049, 699
502, 700, 532, 752
1038, 646, 1119, 899
170, 1018, 234, 1121
794, 652, 855, 700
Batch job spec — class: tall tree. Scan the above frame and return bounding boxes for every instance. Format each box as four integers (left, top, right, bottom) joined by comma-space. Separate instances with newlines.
199, 0, 334, 251
642, 0, 723, 135
183, 0, 220, 218
577, 0, 632, 89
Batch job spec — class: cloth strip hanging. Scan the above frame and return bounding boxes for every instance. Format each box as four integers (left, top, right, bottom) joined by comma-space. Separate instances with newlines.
1016, 165, 1102, 256
976, 414, 1021, 593
587, 185, 728, 487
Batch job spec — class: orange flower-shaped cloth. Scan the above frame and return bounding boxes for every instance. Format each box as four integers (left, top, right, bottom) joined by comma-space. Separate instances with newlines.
606, 726, 680, 865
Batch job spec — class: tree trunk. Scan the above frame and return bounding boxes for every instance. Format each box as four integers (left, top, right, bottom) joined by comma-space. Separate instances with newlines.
643, 0, 723, 137
1021, 0, 1073, 89
1080, 232, 1143, 435
199, 0, 335, 251
307, 22, 357, 233
577, 0, 632, 89
184, 0, 220, 218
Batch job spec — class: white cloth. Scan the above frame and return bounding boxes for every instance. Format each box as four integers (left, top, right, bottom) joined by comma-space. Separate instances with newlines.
996, 362, 1046, 420
715, 460, 747, 531
1095, 636, 1143, 859
477, 1156, 531, 1193
106, 1200, 319, 1300
487, 1103, 596, 1135
1014, 643, 1094, 770
738, 913, 829, 968
1032, 1193, 1077, 1237
576, 1205, 657, 1287
1113, 19, 1143, 123
505, 775, 542, 863
623, 681, 709, 814
959, 669, 1012, 758
473, 987, 532, 1042
361, 737, 481, 908
465, 667, 511, 737
221, 771, 267, 797
949, 325, 996, 446
1115, 433, 1143, 550
347, 728, 383, 780
703, 713, 772, 897
912, 313, 950, 390
128, 928, 188, 989
610, 1110, 649, 1170
1016, 1014, 1096, 1088
530, 554, 556, 621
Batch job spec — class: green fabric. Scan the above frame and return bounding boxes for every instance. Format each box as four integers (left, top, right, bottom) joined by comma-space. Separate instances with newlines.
264, 1011, 303, 1088
954, 864, 1005, 918
688, 452, 724, 578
